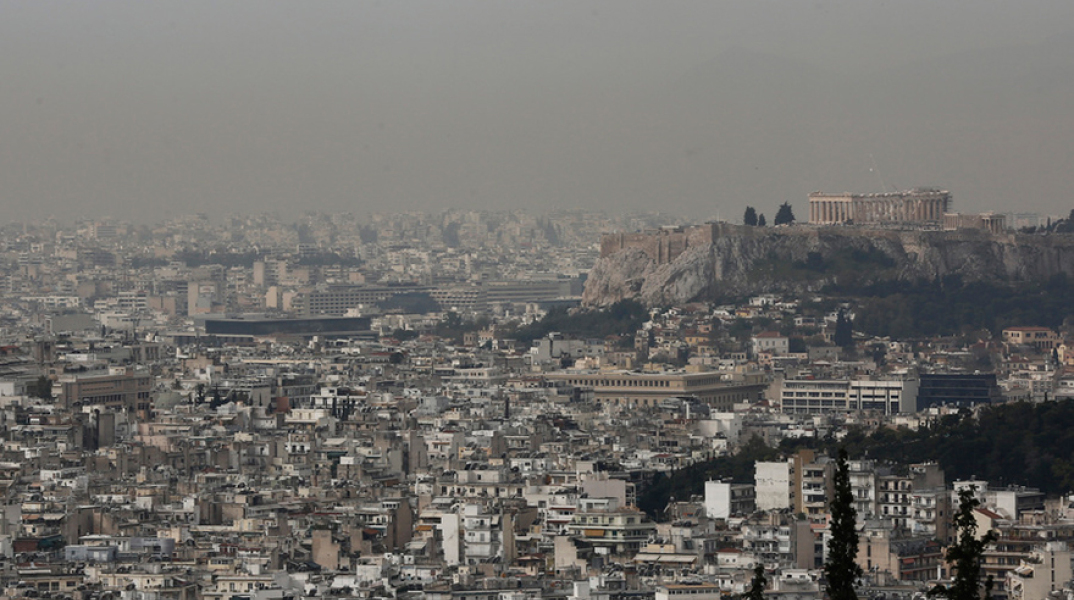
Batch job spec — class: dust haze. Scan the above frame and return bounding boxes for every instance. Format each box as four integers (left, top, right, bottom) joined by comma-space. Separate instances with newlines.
2, 1, 1073, 223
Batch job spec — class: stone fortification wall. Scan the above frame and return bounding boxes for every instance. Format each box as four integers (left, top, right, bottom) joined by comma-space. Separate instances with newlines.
600, 223, 718, 263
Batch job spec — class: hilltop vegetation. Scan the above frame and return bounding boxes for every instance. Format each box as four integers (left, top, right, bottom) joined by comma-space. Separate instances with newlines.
639, 399, 1074, 519
508, 299, 647, 344
851, 274, 1074, 338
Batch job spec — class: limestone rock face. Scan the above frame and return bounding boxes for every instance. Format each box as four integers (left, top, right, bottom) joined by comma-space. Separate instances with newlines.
583, 226, 1074, 307
580, 247, 655, 306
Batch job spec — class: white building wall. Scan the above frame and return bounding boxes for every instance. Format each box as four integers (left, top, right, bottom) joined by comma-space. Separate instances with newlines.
440, 513, 461, 566
755, 461, 792, 511
704, 481, 731, 520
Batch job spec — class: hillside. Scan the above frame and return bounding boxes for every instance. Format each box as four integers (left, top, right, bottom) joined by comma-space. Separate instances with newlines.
582, 225, 1074, 307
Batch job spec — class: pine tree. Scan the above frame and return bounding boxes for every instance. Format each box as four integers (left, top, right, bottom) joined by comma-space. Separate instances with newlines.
743, 564, 766, 600
824, 447, 862, 600
757, 214, 767, 227
928, 486, 996, 600
774, 202, 796, 225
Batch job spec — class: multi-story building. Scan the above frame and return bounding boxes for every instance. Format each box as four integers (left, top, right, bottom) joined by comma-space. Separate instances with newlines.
59, 367, 153, 412
655, 583, 725, 600
980, 516, 1074, 597
1006, 542, 1073, 600
849, 459, 878, 519
566, 506, 656, 558
857, 525, 944, 582
545, 369, 767, 412
916, 373, 1001, 410
462, 503, 502, 564
793, 450, 832, 522
755, 460, 792, 512
297, 284, 428, 315
751, 331, 789, 357
740, 514, 819, 569
704, 481, 756, 520
780, 379, 917, 415
877, 463, 945, 533
1003, 326, 1060, 351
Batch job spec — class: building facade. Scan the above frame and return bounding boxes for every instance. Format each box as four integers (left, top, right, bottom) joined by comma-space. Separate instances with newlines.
545, 370, 768, 412
780, 379, 918, 415
59, 368, 153, 411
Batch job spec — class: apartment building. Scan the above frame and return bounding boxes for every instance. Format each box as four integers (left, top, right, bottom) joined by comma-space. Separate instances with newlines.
780, 379, 918, 414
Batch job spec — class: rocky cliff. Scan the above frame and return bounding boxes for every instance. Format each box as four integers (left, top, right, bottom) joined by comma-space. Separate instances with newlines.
582, 225, 1074, 306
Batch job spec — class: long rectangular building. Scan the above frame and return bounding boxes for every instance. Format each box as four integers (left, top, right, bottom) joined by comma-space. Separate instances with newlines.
59, 368, 154, 412
298, 285, 428, 315
204, 316, 371, 337
544, 369, 767, 412
780, 379, 918, 414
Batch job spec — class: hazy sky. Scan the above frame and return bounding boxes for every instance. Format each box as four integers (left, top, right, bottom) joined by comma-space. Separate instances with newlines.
3, 1, 1074, 223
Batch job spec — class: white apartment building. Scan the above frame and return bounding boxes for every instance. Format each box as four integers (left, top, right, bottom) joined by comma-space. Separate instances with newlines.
704, 481, 756, 519
755, 461, 792, 511
780, 379, 918, 414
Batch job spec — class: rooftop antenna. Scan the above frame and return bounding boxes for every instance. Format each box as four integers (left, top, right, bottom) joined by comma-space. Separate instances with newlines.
869, 154, 889, 193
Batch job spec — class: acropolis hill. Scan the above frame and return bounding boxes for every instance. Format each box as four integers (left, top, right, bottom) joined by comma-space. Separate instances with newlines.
583, 223, 1074, 307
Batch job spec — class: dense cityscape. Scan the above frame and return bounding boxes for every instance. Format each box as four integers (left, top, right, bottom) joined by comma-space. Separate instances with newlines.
0, 201, 1071, 600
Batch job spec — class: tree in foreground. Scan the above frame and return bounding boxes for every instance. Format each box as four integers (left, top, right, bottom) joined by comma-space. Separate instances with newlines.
774, 201, 796, 225
825, 447, 862, 600
744, 206, 758, 226
928, 486, 996, 600
743, 563, 766, 600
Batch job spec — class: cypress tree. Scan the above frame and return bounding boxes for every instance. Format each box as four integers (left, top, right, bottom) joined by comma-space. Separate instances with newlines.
834, 311, 853, 348
824, 447, 862, 600
744, 206, 758, 226
774, 201, 796, 225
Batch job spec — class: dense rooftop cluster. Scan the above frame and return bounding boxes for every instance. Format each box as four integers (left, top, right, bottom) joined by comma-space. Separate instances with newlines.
0, 211, 1071, 600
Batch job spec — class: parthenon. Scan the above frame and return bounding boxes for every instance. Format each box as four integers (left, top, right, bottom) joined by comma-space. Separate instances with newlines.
808, 189, 951, 226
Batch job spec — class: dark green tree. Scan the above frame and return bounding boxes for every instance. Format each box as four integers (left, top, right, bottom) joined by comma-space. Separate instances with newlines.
834, 310, 853, 348
774, 202, 796, 225
757, 214, 767, 227
824, 447, 862, 600
29, 375, 53, 400
743, 564, 766, 600
744, 206, 758, 226
928, 486, 996, 600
